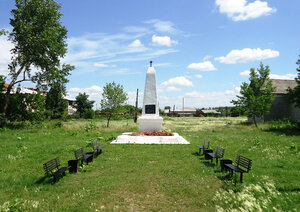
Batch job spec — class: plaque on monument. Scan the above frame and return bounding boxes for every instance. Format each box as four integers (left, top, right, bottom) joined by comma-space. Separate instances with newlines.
145, 105, 156, 114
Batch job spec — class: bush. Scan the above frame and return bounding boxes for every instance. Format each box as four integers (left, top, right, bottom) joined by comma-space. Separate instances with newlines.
83, 109, 95, 119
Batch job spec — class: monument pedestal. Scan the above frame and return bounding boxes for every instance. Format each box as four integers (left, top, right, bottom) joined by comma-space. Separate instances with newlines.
138, 116, 163, 132
111, 132, 190, 144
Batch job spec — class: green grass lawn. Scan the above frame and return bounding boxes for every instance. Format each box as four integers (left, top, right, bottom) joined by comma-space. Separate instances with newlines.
0, 117, 299, 211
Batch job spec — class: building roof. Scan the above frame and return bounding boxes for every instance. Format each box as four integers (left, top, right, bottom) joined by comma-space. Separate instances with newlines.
180, 107, 196, 112
201, 109, 221, 114
272, 79, 297, 94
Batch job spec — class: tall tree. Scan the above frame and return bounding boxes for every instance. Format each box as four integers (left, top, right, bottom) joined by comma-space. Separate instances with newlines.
75, 92, 95, 118
45, 82, 67, 119
231, 63, 275, 127
288, 54, 300, 108
1, 0, 74, 126
101, 82, 128, 127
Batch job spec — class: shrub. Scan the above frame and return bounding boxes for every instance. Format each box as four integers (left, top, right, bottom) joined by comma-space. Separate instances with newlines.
83, 109, 95, 119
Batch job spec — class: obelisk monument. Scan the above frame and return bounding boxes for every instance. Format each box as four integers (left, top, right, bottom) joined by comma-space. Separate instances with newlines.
138, 61, 163, 132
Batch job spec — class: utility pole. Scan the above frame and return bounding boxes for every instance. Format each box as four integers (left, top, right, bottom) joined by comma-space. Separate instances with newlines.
134, 88, 139, 123
173, 105, 175, 117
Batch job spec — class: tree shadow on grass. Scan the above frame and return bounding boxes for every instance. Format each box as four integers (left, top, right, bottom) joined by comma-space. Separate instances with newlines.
263, 127, 300, 136
263, 121, 300, 136
277, 187, 300, 192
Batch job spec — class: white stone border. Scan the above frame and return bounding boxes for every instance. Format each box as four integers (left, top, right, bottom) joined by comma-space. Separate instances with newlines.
111, 132, 190, 144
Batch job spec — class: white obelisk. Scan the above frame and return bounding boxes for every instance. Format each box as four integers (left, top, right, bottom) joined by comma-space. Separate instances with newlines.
138, 61, 163, 132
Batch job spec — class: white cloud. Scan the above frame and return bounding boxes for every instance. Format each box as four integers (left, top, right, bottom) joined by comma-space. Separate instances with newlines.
0, 36, 13, 76
235, 86, 241, 93
216, 0, 276, 21
161, 76, 194, 87
166, 86, 181, 92
215, 48, 279, 64
93, 63, 108, 68
145, 19, 178, 34
203, 56, 211, 61
68, 85, 103, 109
63, 32, 178, 74
187, 61, 217, 71
184, 89, 239, 107
129, 39, 143, 48
126, 91, 143, 106
240, 70, 250, 76
152, 35, 178, 47
195, 74, 203, 79
270, 73, 297, 80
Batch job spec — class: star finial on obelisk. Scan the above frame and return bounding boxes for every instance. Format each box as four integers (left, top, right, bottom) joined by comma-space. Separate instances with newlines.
150, 60, 152, 67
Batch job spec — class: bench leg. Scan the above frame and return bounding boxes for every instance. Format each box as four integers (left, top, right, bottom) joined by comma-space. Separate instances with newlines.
216, 158, 218, 165
240, 172, 243, 183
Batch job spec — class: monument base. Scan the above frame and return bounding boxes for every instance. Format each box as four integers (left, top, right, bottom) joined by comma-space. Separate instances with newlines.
111, 132, 190, 144
138, 116, 163, 132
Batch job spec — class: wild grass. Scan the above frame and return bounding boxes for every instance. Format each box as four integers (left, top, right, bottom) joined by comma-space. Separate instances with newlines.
0, 117, 299, 211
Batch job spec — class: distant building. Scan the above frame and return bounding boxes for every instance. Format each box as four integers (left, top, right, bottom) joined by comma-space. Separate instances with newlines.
166, 107, 197, 117
199, 109, 221, 117
2, 84, 77, 115
265, 79, 300, 122
248, 79, 300, 123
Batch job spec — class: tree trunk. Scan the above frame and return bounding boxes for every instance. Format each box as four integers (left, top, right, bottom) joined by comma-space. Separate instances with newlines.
253, 115, 258, 128
0, 86, 12, 127
107, 114, 111, 127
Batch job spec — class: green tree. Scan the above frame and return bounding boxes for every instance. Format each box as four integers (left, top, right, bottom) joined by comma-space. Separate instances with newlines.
45, 82, 67, 119
231, 63, 275, 127
0, 29, 8, 36
288, 54, 300, 108
101, 82, 128, 127
1, 0, 74, 126
75, 92, 95, 118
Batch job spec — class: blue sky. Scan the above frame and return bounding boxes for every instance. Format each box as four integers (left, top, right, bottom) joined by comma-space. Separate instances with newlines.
0, 0, 299, 109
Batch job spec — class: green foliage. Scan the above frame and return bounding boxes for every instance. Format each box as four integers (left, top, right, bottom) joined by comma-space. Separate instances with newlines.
100, 82, 128, 127
1, 0, 74, 126
231, 106, 247, 117
45, 82, 67, 119
75, 92, 95, 117
288, 54, 300, 108
84, 121, 97, 132
120, 104, 135, 115
2, 90, 46, 122
83, 109, 95, 119
0, 29, 8, 36
232, 63, 275, 127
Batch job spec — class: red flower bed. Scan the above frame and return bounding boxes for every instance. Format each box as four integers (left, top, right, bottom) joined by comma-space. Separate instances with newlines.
130, 130, 174, 136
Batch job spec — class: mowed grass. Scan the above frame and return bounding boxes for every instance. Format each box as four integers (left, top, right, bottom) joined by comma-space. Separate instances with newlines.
0, 117, 299, 211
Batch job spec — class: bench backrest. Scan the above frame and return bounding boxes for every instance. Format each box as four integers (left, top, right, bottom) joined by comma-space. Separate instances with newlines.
92, 141, 98, 151
203, 139, 210, 149
215, 146, 225, 158
236, 155, 252, 173
43, 157, 60, 176
74, 147, 85, 160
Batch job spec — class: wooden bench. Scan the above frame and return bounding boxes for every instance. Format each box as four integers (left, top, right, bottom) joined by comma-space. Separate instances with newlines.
74, 147, 93, 166
92, 141, 104, 156
224, 155, 252, 183
207, 146, 225, 165
43, 157, 70, 183
196, 139, 210, 155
